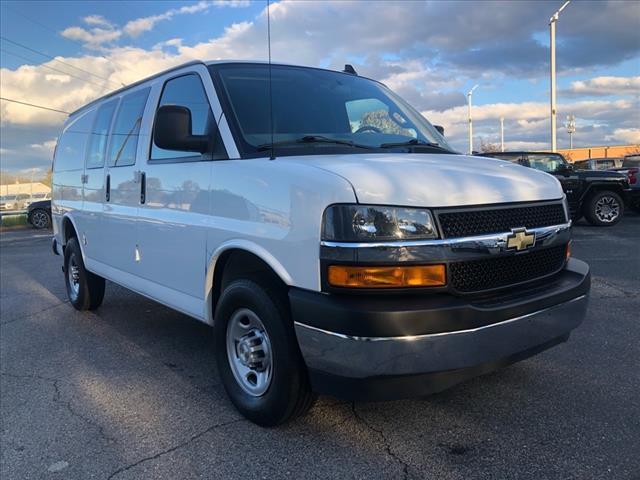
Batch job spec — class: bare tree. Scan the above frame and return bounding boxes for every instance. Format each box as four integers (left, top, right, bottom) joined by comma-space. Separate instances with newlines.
479, 138, 500, 153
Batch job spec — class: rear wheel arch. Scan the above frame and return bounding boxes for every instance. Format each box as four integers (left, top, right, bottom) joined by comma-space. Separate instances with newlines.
60, 215, 87, 261
62, 215, 78, 244
580, 184, 624, 212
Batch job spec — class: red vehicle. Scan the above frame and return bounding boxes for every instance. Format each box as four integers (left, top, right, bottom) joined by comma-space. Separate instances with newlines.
608, 154, 640, 213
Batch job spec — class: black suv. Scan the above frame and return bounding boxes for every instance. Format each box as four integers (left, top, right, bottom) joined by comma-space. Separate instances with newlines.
27, 200, 52, 229
480, 151, 630, 226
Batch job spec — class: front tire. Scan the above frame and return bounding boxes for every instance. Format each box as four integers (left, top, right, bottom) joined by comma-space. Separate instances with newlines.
585, 191, 623, 226
214, 279, 316, 426
64, 237, 105, 310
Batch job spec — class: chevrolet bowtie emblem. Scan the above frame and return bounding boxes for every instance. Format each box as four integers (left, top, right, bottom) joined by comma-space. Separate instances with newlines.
506, 228, 536, 251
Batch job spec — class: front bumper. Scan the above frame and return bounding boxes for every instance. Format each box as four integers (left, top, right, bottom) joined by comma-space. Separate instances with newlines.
291, 258, 590, 400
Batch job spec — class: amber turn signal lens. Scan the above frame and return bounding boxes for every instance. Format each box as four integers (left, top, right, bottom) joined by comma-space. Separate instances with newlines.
566, 241, 571, 259
327, 264, 446, 288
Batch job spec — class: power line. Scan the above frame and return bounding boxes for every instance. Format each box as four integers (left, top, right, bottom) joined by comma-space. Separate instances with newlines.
1, 48, 114, 89
0, 97, 70, 114
0, 36, 123, 88
1, 5, 132, 84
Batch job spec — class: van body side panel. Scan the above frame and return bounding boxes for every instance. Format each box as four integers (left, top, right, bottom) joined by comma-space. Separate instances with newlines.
136, 162, 213, 300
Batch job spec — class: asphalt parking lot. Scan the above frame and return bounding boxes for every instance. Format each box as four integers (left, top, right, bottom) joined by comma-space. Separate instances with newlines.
1, 214, 639, 480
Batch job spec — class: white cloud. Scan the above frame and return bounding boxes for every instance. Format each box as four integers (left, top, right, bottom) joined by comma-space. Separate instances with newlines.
29, 139, 58, 157
606, 128, 640, 144
83, 15, 113, 28
123, 0, 247, 38
1, 0, 638, 173
44, 74, 72, 83
213, 0, 251, 7
564, 76, 640, 97
61, 24, 121, 49
425, 99, 639, 152
63, 1, 249, 48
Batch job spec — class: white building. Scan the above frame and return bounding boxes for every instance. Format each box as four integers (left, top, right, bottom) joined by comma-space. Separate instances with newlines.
0, 182, 51, 196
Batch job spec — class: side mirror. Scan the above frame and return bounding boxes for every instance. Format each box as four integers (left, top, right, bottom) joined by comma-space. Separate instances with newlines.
153, 105, 209, 154
557, 163, 573, 173
434, 125, 445, 137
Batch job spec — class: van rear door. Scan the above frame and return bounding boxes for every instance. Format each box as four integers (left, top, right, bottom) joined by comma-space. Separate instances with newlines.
52, 109, 95, 240
82, 99, 117, 263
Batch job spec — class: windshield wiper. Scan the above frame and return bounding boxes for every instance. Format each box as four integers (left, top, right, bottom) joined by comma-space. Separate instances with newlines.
379, 139, 451, 152
257, 135, 373, 151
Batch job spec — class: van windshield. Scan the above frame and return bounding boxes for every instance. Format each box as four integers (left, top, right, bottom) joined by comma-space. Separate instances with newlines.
211, 64, 454, 157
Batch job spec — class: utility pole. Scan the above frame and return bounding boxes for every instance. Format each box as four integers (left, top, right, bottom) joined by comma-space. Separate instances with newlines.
549, 0, 570, 152
566, 114, 576, 149
467, 84, 479, 154
500, 117, 505, 152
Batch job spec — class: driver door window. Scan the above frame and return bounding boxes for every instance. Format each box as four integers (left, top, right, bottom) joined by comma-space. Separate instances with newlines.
345, 98, 416, 138
150, 74, 225, 162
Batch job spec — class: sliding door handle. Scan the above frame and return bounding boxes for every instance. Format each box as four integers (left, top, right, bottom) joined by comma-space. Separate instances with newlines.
140, 172, 146, 204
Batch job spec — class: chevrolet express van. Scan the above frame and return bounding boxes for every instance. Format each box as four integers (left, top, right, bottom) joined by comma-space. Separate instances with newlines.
52, 61, 590, 426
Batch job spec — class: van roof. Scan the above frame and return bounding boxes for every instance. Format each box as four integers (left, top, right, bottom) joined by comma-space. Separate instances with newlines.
68, 60, 367, 118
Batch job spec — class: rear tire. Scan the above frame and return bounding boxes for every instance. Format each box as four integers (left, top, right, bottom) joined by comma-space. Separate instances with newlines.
214, 278, 316, 426
29, 209, 51, 229
64, 237, 105, 310
584, 191, 623, 226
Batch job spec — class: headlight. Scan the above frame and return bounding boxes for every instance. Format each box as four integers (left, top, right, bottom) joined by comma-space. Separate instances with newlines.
322, 204, 438, 242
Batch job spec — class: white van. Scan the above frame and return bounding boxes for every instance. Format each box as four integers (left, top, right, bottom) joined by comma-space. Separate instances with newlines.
51, 61, 590, 426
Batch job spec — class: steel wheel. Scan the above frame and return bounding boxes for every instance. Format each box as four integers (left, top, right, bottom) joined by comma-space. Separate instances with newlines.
226, 308, 273, 397
594, 195, 620, 223
31, 210, 49, 229
67, 253, 81, 302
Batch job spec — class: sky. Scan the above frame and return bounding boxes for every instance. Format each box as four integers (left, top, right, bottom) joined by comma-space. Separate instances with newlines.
1, 0, 639, 176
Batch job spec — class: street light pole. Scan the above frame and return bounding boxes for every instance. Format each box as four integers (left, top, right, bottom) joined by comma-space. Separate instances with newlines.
467, 84, 479, 154
566, 114, 576, 149
549, 0, 570, 153
500, 117, 505, 152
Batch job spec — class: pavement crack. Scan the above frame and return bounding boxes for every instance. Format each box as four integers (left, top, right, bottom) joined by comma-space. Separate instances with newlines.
592, 277, 635, 298
0, 300, 69, 326
351, 403, 410, 480
1, 371, 115, 444
0, 371, 60, 383
52, 379, 117, 444
106, 418, 245, 479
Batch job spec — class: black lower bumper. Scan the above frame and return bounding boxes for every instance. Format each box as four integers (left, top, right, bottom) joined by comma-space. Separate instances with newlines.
290, 258, 590, 401
308, 334, 569, 401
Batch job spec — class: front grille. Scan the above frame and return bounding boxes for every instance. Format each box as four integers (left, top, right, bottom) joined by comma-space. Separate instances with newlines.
437, 203, 566, 238
449, 245, 567, 293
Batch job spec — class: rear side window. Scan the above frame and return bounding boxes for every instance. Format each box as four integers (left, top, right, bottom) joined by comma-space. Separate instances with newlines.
574, 160, 588, 169
150, 74, 225, 162
107, 88, 150, 167
86, 100, 117, 169
623, 156, 640, 168
598, 159, 615, 169
53, 110, 95, 172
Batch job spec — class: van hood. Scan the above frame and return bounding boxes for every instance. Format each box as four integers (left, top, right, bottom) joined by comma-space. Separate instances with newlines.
279, 153, 564, 207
